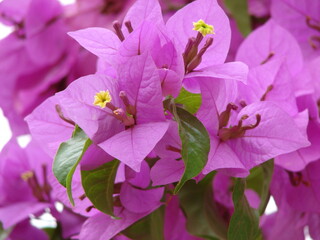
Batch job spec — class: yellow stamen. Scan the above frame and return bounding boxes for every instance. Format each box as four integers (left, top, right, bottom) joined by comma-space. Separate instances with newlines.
21, 171, 34, 181
93, 90, 112, 108
193, 19, 215, 36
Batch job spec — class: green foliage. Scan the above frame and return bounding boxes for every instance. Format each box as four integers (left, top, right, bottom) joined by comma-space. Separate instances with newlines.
175, 88, 202, 114
246, 160, 274, 215
258, 160, 274, 215
225, 0, 252, 36
164, 99, 210, 193
227, 179, 260, 240
0, 223, 12, 240
42, 224, 67, 240
179, 173, 227, 240
81, 160, 120, 217
122, 206, 165, 240
53, 125, 92, 205
150, 206, 165, 240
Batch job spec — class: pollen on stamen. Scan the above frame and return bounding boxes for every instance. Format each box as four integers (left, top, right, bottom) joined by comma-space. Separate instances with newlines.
93, 90, 112, 108
193, 19, 215, 37
21, 171, 34, 181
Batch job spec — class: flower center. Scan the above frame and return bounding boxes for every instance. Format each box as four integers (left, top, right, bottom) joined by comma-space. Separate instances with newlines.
217, 103, 261, 141
306, 16, 320, 50
112, 20, 134, 42
287, 170, 310, 187
193, 19, 215, 37
183, 19, 215, 73
93, 90, 135, 127
94, 90, 112, 108
21, 165, 51, 202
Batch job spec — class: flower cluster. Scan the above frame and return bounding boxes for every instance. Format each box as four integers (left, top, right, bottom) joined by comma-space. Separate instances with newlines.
0, 0, 320, 239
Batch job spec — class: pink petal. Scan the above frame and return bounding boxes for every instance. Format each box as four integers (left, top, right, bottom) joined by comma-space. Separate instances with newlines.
125, 161, 151, 188
0, 202, 49, 229
231, 102, 310, 169
151, 158, 184, 186
120, 182, 164, 213
68, 28, 121, 65
99, 122, 169, 171
236, 19, 303, 76
185, 61, 248, 85
25, 96, 74, 158
166, 0, 231, 66
79, 206, 161, 240
123, 0, 163, 31
203, 137, 248, 177
197, 78, 238, 135
118, 53, 165, 124
56, 74, 123, 143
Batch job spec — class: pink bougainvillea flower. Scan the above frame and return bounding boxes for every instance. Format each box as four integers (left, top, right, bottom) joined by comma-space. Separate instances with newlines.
165, 0, 248, 92
0, 140, 85, 239
150, 120, 185, 186
260, 203, 306, 240
236, 19, 303, 77
78, 160, 164, 240
262, 207, 320, 240
68, 0, 184, 97
274, 56, 320, 172
274, 160, 320, 213
56, 53, 169, 171
275, 120, 320, 172
0, 0, 97, 135
262, 162, 320, 240
68, 0, 164, 66
25, 96, 74, 158
0, 140, 51, 225
0, 0, 67, 65
271, 0, 320, 59
69, 0, 248, 95
295, 56, 320, 122
236, 58, 299, 116
197, 79, 310, 176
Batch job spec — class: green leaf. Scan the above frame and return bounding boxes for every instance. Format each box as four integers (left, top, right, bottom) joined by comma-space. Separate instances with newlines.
122, 215, 151, 240
246, 166, 264, 195
81, 159, 120, 217
179, 173, 227, 240
43, 223, 65, 240
150, 206, 165, 240
53, 125, 92, 206
122, 206, 165, 240
170, 105, 210, 193
258, 160, 274, 215
174, 88, 202, 114
246, 160, 274, 215
0, 223, 12, 240
225, 0, 252, 36
227, 179, 260, 240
